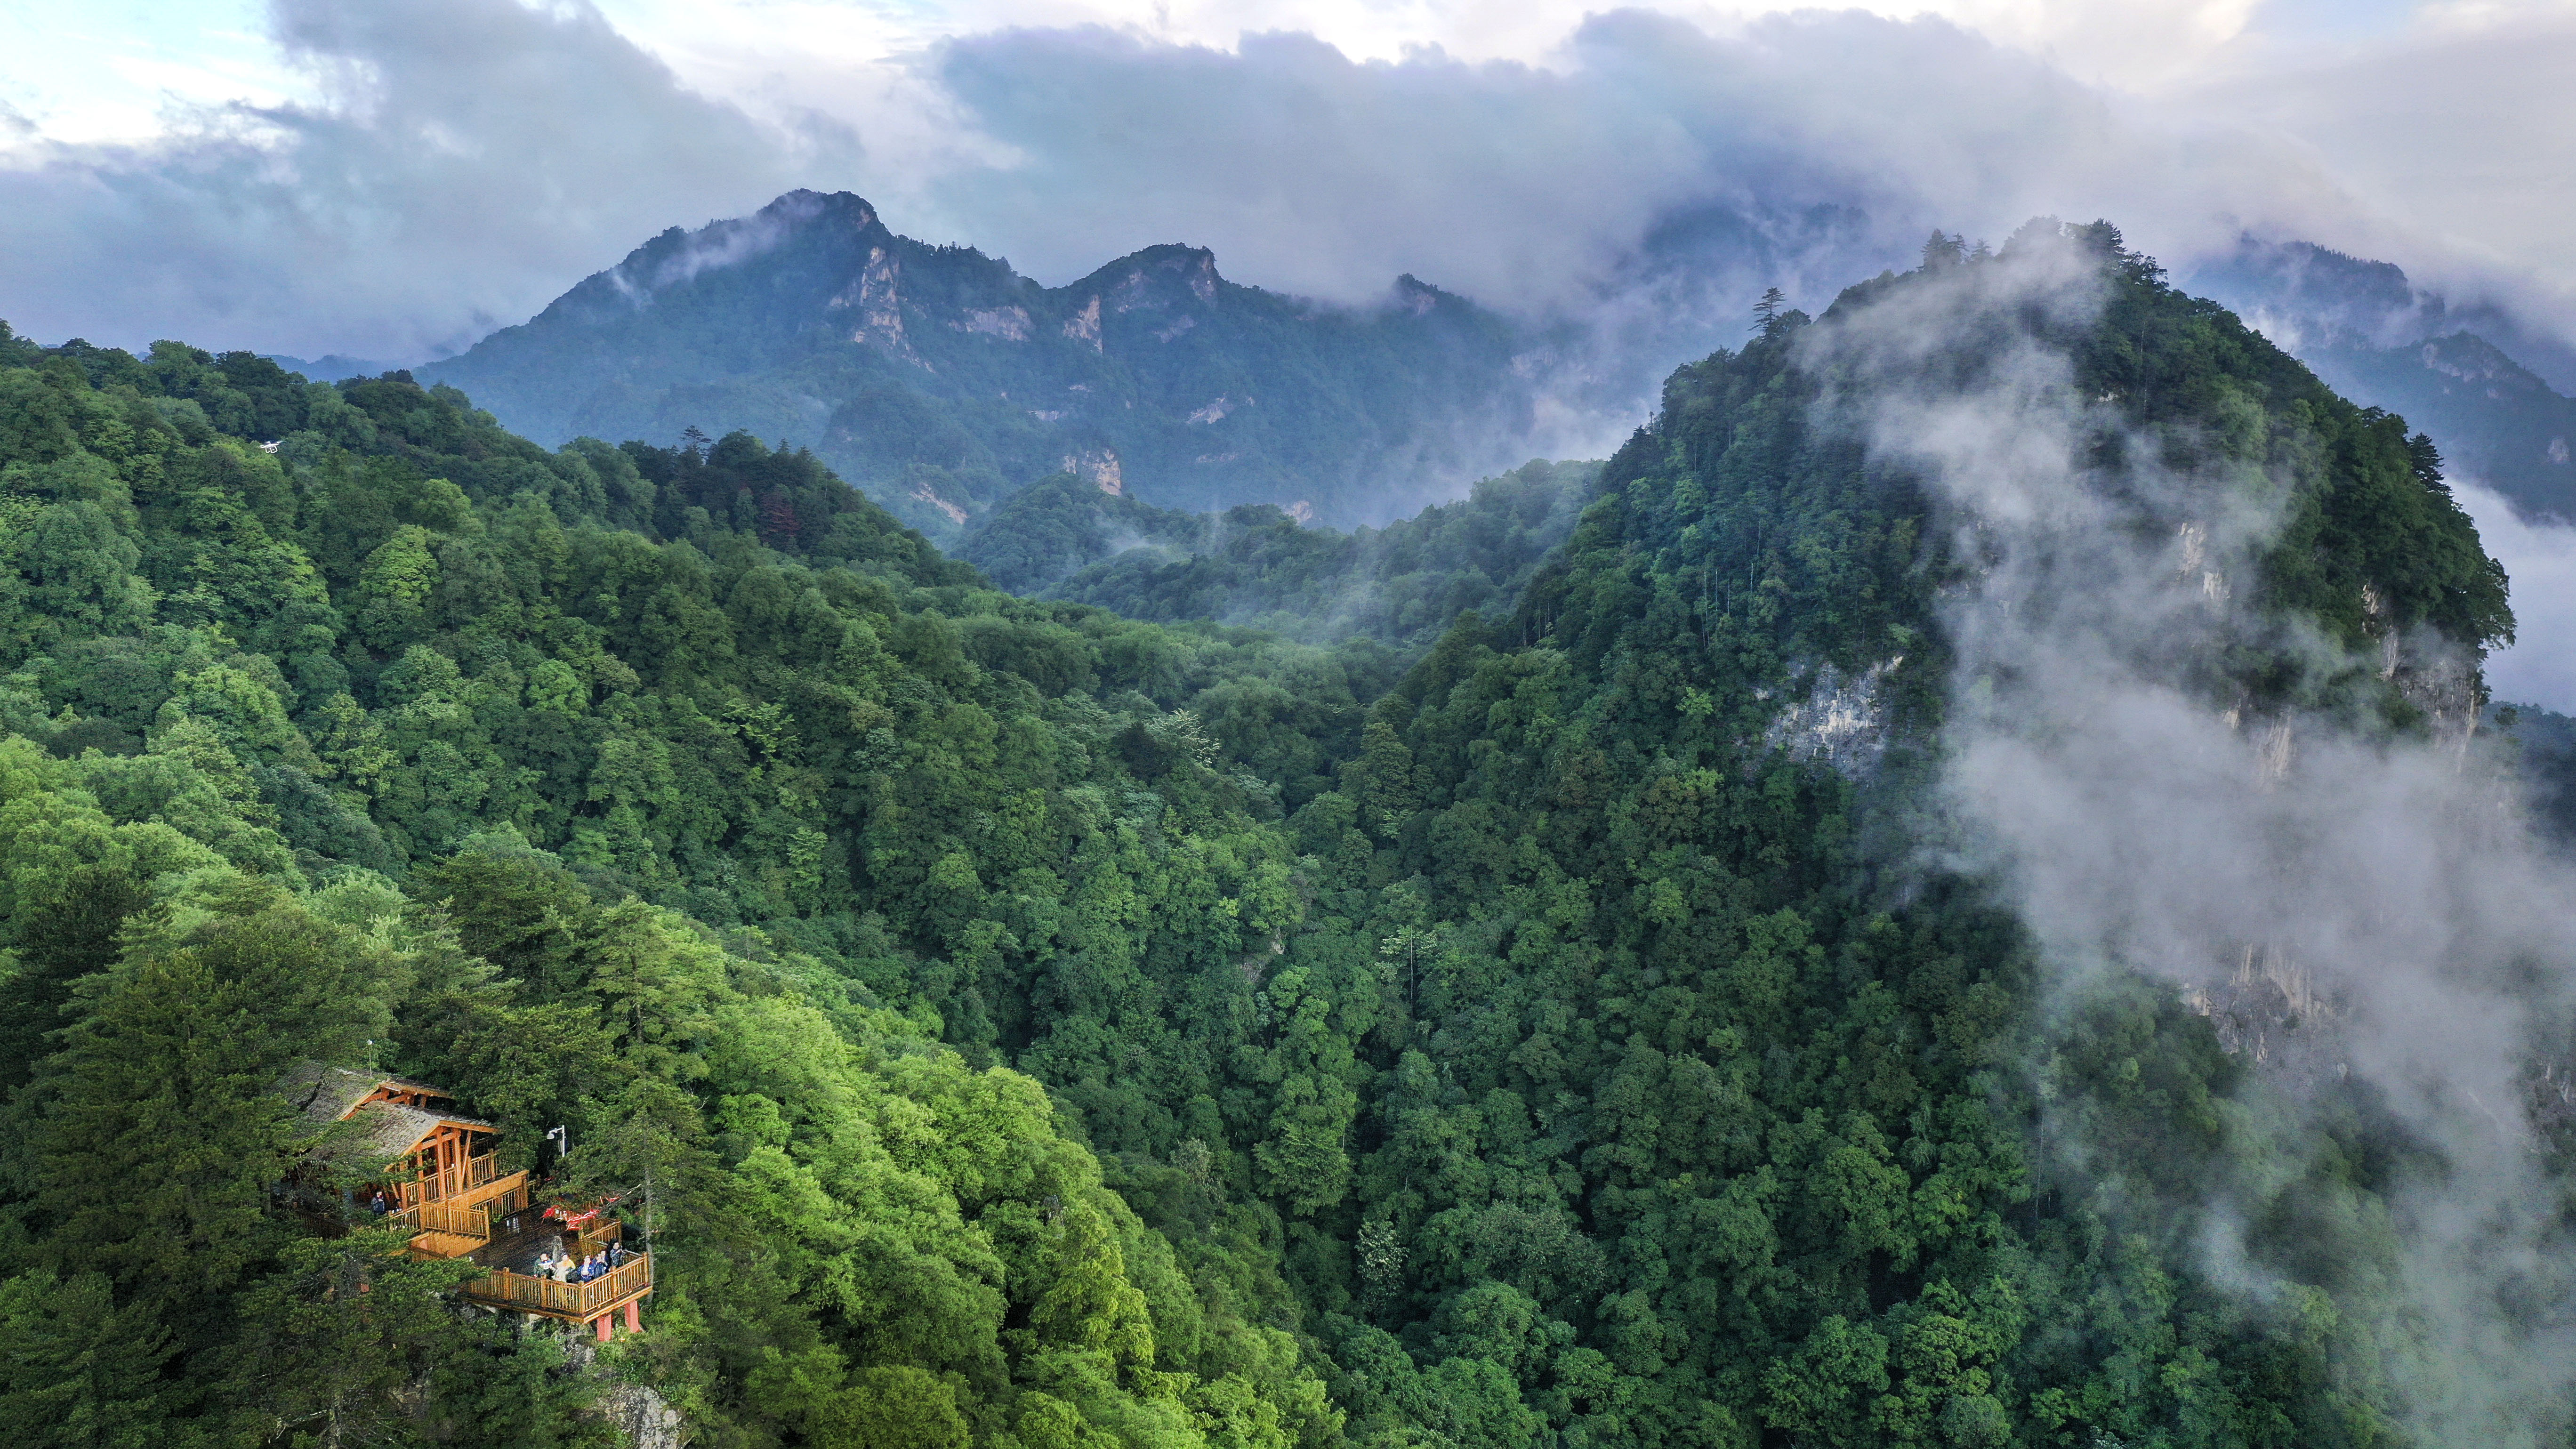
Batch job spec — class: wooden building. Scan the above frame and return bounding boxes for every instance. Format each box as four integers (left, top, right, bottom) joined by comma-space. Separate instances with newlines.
282, 1063, 652, 1340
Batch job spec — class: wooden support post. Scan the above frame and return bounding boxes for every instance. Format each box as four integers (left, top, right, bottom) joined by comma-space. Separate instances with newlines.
593, 1314, 613, 1343
623, 1300, 642, 1334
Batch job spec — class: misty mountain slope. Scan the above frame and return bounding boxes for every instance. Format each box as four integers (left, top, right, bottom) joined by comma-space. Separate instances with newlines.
958, 458, 1597, 648
1319, 220, 2550, 1447
2310, 331, 2576, 515
2490, 700, 2576, 843
0, 217, 2564, 1449
420, 189, 1545, 539
2192, 237, 2576, 520
258, 352, 392, 384
954, 467, 1215, 594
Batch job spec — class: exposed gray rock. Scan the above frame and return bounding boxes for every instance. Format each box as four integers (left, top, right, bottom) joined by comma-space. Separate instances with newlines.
1763, 657, 1901, 775
563, 1338, 685, 1449
2182, 944, 2347, 1093
598, 1383, 684, 1449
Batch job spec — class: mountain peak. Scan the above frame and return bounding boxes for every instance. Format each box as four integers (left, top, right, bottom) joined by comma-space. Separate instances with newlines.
755, 188, 881, 233
422, 197, 1538, 531
1072, 244, 1224, 312
576, 190, 892, 311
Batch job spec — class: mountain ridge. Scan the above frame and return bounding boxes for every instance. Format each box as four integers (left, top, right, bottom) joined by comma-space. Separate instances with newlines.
427, 189, 2576, 551
423, 189, 1547, 538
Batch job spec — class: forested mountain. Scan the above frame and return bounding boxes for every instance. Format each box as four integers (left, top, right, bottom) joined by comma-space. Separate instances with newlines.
958, 460, 1596, 649
0, 217, 2552, 1449
2190, 237, 2576, 519
420, 190, 1543, 539
0, 327, 1379, 1446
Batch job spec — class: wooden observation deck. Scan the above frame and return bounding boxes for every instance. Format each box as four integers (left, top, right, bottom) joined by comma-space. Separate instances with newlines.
463, 1253, 655, 1336
282, 1063, 652, 1341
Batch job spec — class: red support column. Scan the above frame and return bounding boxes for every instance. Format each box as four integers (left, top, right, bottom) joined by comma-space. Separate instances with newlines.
593, 1314, 613, 1343
623, 1300, 642, 1334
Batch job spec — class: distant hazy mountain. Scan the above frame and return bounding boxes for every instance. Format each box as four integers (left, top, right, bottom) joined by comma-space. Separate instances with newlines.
420, 190, 1549, 537
260, 353, 393, 383
2189, 239, 2576, 520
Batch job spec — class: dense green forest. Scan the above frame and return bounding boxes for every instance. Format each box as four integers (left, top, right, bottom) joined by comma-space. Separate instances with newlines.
0, 218, 2549, 1449
958, 460, 1594, 650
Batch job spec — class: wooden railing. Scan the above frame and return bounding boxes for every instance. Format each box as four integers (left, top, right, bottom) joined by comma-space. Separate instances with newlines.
405, 1152, 501, 1206
462, 1255, 652, 1319
569, 1218, 622, 1260
395, 1199, 492, 1242
395, 1163, 528, 1215
479, 1177, 531, 1223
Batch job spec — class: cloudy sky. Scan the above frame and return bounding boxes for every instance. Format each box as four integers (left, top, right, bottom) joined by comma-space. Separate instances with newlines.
4, 0, 2573, 364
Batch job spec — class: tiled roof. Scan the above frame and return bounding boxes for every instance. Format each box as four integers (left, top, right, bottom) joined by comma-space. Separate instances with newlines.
343, 1102, 447, 1160
278, 1062, 390, 1127
279, 1062, 491, 1169
307, 1101, 499, 1169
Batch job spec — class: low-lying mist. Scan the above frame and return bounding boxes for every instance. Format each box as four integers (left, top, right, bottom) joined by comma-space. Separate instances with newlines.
2458, 478, 2576, 716
1808, 232, 2576, 1442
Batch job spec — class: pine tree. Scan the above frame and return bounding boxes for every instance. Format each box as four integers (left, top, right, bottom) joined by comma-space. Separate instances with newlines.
0, 863, 153, 1090
0, 1269, 176, 1448
1752, 286, 1789, 334
219, 1232, 485, 1449
32, 897, 389, 1321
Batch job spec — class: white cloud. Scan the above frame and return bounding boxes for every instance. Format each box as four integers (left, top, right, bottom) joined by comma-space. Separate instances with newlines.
2181, 7, 2576, 339
0, 0, 866, 359
600, 0, 2283, 84
2459, 478, 2576, 712
881, 10, 2356, 308
0, 1, 300, 147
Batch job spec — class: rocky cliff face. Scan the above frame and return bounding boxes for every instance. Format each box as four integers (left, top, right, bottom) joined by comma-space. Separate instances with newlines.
2183, 944, 2347, 1090
598, 1383, 684, 1449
